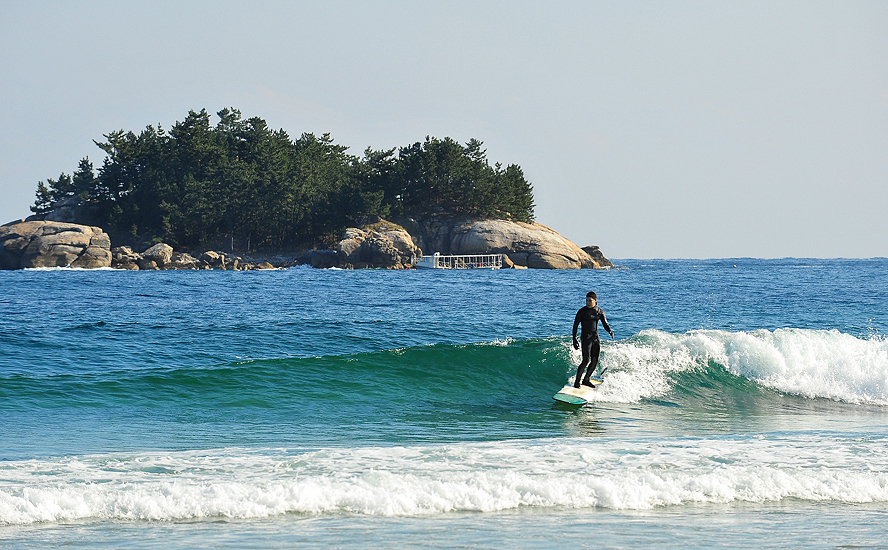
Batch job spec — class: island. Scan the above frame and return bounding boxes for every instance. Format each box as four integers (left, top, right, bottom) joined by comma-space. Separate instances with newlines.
2, 108, 611, 270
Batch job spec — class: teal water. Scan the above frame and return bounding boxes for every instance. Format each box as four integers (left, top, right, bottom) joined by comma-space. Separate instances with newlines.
1, 260, 887, 548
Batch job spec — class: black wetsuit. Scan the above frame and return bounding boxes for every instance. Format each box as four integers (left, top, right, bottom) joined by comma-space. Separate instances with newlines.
572, 305, 612, 388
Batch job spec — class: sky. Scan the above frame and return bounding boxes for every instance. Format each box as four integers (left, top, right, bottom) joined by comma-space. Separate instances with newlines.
1, 1, 886, 258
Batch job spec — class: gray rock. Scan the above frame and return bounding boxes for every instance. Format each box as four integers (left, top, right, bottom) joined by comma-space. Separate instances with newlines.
71, 245, 112, 269
582, 246, 614, 268
448, 220, 598, 269
197, 250, 245, 269
199, 251, 221, 265
137, 258, 159, 271
310, 249, 338, 269
337, 228, 367, 266
0, 221, 112, 269
142, 243, 174, 267
168, 252, 200, 270
403, 216, 606, 269
111, 246, 142, 270
362, 233, 402, 268
335, 223, 421, 269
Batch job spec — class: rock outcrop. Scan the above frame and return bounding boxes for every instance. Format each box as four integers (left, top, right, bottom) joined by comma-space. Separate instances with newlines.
0, 220, 112, 269
110, 246, 141, 270
110, 246, 282, 271
1, 216, 608, 271
582, 246, 614, 269
336, 222, 421, 269
403, 217, 606, 269
142, 243, 174, 267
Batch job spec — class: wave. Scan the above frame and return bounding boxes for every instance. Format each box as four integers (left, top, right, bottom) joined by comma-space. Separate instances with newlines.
3, 435, 888, 524
0, 338, 569, 409
589, 329, 888, 405
3, 329, 887, 409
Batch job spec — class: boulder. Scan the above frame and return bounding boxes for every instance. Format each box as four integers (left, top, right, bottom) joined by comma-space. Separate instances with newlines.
168, 252, 200, 270
337, 227, 367, 266
402, 216, 608, 269
0, 220, 112, 269
142, 243, 174, 267
112, 246, 135, 264
199, 250, 220, 263
376, 226, 422, 263
582, 246, 614, 268
111, 246, 141, 270
199, 250, 245, 269
362, 233, 403, 268
137, 258, 159, 270
447, 220, 599, 269
335, 222, 421, 269
310, 249, 338, 269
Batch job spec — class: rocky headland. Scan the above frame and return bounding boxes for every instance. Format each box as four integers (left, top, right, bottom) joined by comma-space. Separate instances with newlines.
1, 217, 611, 270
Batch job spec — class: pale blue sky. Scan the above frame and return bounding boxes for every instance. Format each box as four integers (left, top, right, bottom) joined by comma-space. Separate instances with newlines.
2, 1, 886, 258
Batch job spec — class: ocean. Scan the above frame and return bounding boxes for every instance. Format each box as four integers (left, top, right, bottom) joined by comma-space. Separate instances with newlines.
1, 259, 887, 549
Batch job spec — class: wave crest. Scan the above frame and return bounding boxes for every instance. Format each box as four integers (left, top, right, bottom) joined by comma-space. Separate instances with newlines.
590, 329, 888, 405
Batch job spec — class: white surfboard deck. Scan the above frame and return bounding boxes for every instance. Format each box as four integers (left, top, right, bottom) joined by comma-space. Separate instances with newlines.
553, 377, 603, 405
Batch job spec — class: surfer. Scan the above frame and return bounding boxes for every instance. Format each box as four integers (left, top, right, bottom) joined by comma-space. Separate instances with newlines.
572, 291, 614, 388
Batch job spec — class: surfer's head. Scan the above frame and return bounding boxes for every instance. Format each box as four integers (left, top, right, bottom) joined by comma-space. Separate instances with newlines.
585, 291, 597, 307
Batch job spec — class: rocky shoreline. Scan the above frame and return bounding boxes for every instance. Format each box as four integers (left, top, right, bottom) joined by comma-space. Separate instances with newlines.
110, 244, 286, 271
1, 218, 612, 271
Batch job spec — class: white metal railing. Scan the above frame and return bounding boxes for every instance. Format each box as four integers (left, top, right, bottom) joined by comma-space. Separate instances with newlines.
412, 253, 503, 269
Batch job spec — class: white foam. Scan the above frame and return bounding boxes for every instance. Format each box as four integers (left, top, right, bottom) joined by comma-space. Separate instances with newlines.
572, 329, 888, 404
2, 436, 887, 524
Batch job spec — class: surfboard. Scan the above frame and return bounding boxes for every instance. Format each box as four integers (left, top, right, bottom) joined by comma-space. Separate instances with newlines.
552, 376, 603, 405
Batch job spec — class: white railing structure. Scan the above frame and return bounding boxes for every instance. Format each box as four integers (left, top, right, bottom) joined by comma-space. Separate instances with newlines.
412, 252, 503, 269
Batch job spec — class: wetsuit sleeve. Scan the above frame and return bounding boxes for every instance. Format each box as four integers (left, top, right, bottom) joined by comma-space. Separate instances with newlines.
600, 309, 612, 335
572, 309, 582, 339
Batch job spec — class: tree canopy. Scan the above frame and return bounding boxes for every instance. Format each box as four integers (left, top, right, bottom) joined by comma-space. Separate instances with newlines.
32, 108, 536, 251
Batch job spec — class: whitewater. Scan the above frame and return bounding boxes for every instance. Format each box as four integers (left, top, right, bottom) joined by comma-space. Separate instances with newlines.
1, 258, 887, 548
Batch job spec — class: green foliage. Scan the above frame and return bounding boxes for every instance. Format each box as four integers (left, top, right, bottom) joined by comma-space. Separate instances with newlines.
31, 181, 53, 215
32, 108, 536, 251
30, 173, 71, 215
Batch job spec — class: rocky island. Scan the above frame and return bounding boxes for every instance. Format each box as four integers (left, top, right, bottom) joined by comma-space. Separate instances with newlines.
6, 107, 613, 270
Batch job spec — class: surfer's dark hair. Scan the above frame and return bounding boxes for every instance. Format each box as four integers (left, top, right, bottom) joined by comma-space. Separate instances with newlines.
586, 291, 597, 300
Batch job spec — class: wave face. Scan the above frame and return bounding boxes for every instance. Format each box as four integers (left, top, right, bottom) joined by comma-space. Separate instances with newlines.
0, 338, 568, 409
5, 328, 884, 417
